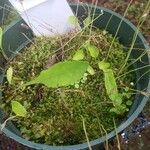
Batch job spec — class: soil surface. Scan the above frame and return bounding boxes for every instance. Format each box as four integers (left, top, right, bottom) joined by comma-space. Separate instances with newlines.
0, 0, 150, 149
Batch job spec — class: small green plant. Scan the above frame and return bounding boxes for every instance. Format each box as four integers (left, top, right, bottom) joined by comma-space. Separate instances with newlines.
71, 34, 127, 114
98, 61, 127, 114
84, 42, 99, 58
11, 101, 27, 117
25, 61, 89, 88
1, 100, 26, 131
87, 65, 95, 75
72, 49, 85, 60
68, 15, 79, 25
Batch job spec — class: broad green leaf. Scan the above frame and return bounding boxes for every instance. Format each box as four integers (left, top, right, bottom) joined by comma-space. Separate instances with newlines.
98, 61, 122, 106
25, 61, 89, 88
86, 44, 99, 58
103, 69, 122, 106
98, 61, 110, 70
0, 27, 2, 49
73, 49, 85, 60
6, 66, 13, 84
87, 65, 95, 75
11, 101, 27, 117
83, 16, 92, 27
68, 16, 78, 25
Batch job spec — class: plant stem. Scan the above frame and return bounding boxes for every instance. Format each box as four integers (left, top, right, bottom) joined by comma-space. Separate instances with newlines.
106, 0, 134, 60
113, 118, 121, 150
118, 0, 150, 74
81, 116, 92, 150
0, 116, 16, 131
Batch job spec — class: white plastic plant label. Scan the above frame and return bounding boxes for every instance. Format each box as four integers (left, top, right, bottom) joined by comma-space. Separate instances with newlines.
9, 0, 81, 36
9, 0, 47, 12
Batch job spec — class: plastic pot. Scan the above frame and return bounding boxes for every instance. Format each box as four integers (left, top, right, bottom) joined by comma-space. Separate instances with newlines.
0, 4, 150, 150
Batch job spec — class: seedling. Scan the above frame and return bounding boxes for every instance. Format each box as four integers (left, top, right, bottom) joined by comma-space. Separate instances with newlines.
98, 61, 127, 114
1, 101, 26, 131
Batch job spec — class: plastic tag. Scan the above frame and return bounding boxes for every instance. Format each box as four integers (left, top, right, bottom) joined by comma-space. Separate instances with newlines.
9, 0, 81, 36
9, 0, 47, 12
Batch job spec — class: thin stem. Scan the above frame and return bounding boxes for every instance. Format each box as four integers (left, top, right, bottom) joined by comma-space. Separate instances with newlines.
113, 118, 121, 150
97, 117, 109, 150
81, 116, 92, 150
106, 0, 134, 59
89, 0, 99, 37
118, 0, 150, 74
0, 116, 16, 131
116, 64, 150, 79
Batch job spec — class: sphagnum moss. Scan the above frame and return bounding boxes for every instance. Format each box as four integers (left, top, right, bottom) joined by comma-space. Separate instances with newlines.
1, 29, 134, 145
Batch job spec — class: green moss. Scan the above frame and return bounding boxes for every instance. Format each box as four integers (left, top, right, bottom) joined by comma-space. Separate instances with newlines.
1, 29, 134, 145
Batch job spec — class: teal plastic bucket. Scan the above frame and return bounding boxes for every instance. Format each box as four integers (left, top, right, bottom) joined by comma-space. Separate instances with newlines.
0, 4, 150, 150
